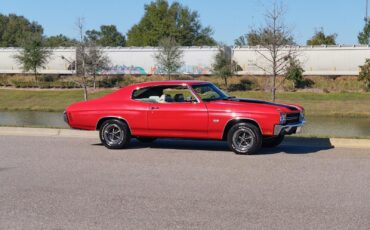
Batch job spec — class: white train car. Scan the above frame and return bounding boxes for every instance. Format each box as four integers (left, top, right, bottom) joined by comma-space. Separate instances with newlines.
0, 48, 76, 74
0, 46, 369, 75
233, 45, 370, 75
99, 47, 218, 75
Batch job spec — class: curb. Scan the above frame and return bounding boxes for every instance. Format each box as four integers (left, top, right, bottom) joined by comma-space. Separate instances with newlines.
0, 127, 97, 139
0, 127, 370, 149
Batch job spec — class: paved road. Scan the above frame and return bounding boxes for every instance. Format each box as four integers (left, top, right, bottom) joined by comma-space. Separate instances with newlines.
0, 136, 369, 230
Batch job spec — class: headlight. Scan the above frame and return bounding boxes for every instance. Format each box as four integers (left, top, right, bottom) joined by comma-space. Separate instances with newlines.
280, 113, 287, 124
299, 110, 305, 121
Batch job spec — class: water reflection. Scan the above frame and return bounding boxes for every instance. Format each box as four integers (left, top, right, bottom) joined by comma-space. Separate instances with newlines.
0, 111, 68, 128
0, 111, 369, 138
302, 116, 370, 138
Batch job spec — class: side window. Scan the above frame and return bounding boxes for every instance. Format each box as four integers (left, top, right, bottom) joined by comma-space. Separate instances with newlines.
132, 85, 197, 103
162, 86, 196, 103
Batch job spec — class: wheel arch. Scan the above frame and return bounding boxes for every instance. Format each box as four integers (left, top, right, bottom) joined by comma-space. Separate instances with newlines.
96, 116, 131, 133
222, 118, 263, 140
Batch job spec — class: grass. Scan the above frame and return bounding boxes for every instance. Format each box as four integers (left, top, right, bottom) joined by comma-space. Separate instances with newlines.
0, 88, 369, 117
0, 89, 113, 112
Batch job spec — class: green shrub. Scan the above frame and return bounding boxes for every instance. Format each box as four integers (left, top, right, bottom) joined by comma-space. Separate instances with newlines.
60, 81, 80, 88
98, 76, 122, 88
285, 58, 313, 89
176, 75, 194, 80
0, 76, 8, 86
227, 78, 253, 92
228, 83, 247, 91
39, 75, 59, 82
118, 77, 135, 87
11, 80, 38, 88
359, 59, 370, 91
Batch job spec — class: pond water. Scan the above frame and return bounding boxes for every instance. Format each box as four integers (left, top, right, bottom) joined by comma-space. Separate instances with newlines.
0, 111, 369, 138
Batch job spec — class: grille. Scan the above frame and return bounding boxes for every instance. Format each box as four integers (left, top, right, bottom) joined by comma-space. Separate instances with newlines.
286, 113, 300, 124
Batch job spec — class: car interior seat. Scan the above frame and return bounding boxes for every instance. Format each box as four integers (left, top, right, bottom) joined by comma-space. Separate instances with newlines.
174, 94, 185, 102
159, 94, 173, 103
165, 94, 173, 102
149, 96, 160, 103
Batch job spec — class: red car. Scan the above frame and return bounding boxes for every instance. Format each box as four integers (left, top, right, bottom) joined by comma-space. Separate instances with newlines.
64, 81, 305, 154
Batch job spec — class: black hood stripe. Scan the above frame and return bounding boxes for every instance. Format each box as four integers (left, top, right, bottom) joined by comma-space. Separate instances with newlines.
231, 98, 299, 111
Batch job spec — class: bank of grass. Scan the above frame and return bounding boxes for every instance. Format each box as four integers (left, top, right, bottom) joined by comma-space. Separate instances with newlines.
0, 88, 369, 117
0, 89, 113, 112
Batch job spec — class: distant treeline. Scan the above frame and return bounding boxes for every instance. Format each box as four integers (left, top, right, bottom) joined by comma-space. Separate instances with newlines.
2, 0, 370, 48
0, 0, 217, 48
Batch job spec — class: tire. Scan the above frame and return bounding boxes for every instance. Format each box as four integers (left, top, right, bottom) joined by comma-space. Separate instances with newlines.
227, 122, 262, 155
99, 119, 131, 149
262, 135, 285, 148
136, 137, 157, 143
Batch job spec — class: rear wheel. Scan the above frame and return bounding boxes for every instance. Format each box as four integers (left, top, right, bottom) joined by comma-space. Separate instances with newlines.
99, 119, 131, 149
136, 137, 157, 143
262, 135, 285, 148
227, 122, 262, 155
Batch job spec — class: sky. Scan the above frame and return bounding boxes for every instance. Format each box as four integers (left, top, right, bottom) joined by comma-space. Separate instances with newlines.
0, 0, 367, 45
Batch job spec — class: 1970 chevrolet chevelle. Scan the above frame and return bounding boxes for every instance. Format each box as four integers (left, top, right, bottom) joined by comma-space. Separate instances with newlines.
64, 81, 305, 154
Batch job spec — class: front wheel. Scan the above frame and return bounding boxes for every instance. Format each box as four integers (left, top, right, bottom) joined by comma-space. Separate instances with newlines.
99, 119, 131, 149
262, 135, 285, 148
227, 122, 262, 155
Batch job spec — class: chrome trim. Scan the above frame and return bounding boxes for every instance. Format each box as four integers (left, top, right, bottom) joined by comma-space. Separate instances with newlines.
96, 116, 132, 133
274, 120, 305, 136
63, 111, 69, 124
186, 85, 202, 103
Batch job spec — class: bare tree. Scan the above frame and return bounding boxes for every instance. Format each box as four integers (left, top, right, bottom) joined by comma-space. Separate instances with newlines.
76, 17, 89, 101
154, 37, 184, 80
85, 43, 110, 89
250, 2, 296, 102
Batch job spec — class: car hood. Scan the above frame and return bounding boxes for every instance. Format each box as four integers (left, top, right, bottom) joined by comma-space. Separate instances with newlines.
207, 98, 302, 113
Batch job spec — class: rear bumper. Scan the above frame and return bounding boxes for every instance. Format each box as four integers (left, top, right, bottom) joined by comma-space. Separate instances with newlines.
274, 120, 305, 136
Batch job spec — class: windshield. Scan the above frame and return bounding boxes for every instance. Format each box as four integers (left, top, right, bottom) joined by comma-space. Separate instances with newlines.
191, 83, 230, 101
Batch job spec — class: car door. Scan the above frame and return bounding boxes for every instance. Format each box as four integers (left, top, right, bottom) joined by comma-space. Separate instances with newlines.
147, 86, 208, 138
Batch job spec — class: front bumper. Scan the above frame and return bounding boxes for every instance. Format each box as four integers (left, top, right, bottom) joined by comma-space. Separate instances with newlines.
63, 111, 69, 124
274, 120, 305, 136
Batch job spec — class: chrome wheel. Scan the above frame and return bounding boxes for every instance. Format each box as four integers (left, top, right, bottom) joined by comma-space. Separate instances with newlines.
227, 122, 262, 155
103, 123, 124, 146
232, 128, 255, 152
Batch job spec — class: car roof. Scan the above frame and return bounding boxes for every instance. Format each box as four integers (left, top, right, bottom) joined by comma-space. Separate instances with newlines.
129, 80, 209, 88
107, 80, 211, 99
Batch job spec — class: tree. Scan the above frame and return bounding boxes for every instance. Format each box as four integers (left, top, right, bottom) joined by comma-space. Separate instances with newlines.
285, 58, 305, 89
249, 2, 297, 102
153, 37, 184, 80
44, 34, 76, 47
127, 0, 216, 46
358, 59, 370, 90
75, 18, 89, 101
234, 35, 247, 47
235, 29, 294, 47
0, 14, 43, 47
212, 46, 238, 87
13, 35, 51, 82
85, 43, 111, 89
358, 21, 370, 44
86, 25, 126, 47
307, 28, 337, 45
247, 29, 294, 47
